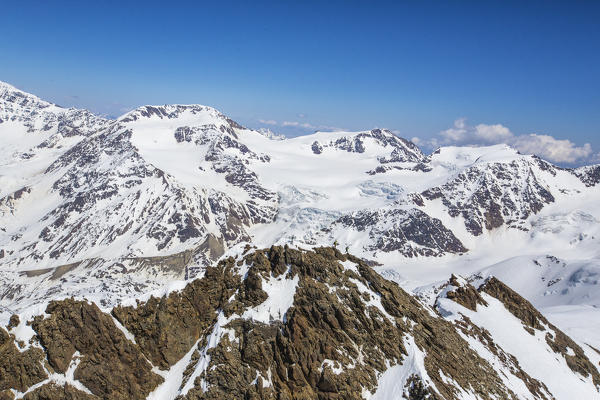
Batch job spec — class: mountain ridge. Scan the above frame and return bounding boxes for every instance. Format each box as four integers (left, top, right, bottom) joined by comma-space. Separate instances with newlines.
1, 81, 598, 311
1, 82, 600, 398
2, 246, 599, 399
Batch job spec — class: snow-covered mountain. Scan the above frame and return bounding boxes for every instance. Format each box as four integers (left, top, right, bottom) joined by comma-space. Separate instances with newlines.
1, 81, 599, 399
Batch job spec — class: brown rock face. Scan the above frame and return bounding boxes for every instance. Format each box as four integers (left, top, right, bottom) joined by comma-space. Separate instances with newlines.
22, 383, 97, 400
32, 299, 162, 400
0, 326, 47, 394
444, 274, 488, 311
6, 315, 19, 330
112, 261, 242, 369
115, 246, 518, 399
3, 247, 598, 399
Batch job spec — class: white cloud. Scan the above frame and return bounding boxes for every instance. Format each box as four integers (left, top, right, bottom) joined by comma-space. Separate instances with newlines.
440, 118, 514, 144
474, 123, 513, 142
434, 118, 593, 164
440, 117, 468, 142
411, 136, 423, 146
511, 134, 592, 164
282, 121, 315, 129
258, 117, 343, 132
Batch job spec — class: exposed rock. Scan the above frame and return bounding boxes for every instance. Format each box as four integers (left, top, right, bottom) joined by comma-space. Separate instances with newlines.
335, 208, 467, 256
574, 164, 600, 187
112, 262, 241, 368
1, 247, 598, 398
0, 187, 32, 216
422, 159, 555, 235
444, 275, 487, 311
307, 129, 425, 163
119, 247, 518, 399
6, 314, 19, 330
32, 299, 162, 399
404, 375, 438, 400
0, 391, 13, 400
0, 327, 47, 393
22, 383, 98, 400
311, 141, 323, 154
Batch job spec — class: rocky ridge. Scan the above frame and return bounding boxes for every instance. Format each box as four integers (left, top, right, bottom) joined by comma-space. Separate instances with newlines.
1, 247, 599, 399
421, 157, 558, 236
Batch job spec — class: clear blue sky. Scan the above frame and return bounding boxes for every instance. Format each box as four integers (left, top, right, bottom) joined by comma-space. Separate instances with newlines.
1, 1, 599, 158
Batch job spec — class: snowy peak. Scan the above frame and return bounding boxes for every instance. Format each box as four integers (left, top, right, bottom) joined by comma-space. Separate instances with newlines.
430, 143, 522, 168
119, 104, 259, 154
307, 128, 426, 163
0, 82, 595, 266
0, 80, 108, 140
2, 80, 600, 330
0, 88, 278, 273
119, 104, 245, 134
574, 164, 600, 187
0, 80, 53, 109
421, 153, 564, 235
1, 80, 59, 126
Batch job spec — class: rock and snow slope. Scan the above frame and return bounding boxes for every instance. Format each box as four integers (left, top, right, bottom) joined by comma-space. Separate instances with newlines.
1, 81, 600, 398
2, 247, 599, 399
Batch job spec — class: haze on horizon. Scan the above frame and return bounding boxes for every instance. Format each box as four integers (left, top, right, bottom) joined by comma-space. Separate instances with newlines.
1, 1, 599, 165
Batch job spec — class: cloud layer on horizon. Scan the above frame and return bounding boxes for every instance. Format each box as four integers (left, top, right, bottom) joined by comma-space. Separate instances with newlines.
257, 115, 595, 165
258, 118, 343, 132
417, 118, 594, 164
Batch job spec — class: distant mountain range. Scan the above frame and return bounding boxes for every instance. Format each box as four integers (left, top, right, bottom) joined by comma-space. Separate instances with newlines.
1, 81, 599, 399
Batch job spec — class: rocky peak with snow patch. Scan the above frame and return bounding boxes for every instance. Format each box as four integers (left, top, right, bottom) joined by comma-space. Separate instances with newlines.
574, 164, 600, 187
309, 128, 426, 163
4, 246, 598, 399
422, 154, 559, 235
0, 80, 108, 138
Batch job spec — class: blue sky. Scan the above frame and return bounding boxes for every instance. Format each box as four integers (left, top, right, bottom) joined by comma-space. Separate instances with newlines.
1, 1, 599, 164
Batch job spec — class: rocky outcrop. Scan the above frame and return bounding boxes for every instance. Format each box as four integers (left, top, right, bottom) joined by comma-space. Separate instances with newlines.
335, 208, 467, 256
2, 247, 599, 398
444, 274, 488, 311
309, 129, 425, 163
32, 300, 162, 399
112, 262, 241, 369
22, 384, 97, 400
114, 246, 522, 399
574, 164, 600, 187
0, 326, 47, 396
422, 159, 555, 235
